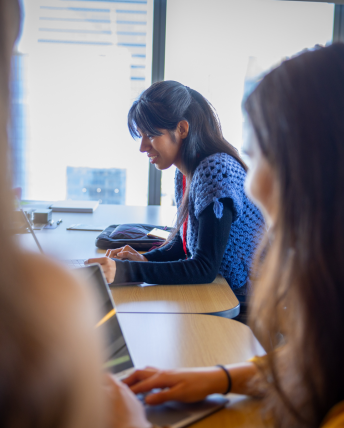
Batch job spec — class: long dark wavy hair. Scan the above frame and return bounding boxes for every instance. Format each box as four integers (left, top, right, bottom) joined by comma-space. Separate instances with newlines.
128, 80, 247, 241
246, 43, 344, 427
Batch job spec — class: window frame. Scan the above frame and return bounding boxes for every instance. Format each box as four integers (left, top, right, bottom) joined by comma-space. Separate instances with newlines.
148, 0, 167, 205
334, 4, 344, 42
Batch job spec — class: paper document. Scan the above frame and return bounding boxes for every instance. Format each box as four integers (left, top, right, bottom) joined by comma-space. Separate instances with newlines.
50, 200, 99, 213
67, 224, 105, 231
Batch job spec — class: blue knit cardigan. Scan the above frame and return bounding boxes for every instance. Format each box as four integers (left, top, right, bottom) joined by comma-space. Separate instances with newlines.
175, 152, 265, 290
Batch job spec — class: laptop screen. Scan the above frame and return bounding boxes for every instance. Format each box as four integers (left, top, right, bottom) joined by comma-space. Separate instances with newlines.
75, 264, 134, 374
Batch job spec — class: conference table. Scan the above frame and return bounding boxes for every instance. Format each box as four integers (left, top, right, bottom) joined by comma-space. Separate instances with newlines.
119, 313, 267, 428
18, 201, 267, 427
19, 202, 239, 317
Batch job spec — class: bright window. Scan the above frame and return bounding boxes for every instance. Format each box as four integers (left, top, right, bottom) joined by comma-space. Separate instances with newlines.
12, 0, 153, 205
162, 0, 335, 206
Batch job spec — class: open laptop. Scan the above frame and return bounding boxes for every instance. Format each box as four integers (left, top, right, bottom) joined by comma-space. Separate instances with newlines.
76, 264, 229, 428
19, 209, 86, 267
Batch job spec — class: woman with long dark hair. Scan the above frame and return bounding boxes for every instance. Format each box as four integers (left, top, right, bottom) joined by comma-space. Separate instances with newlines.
119, 44, 344, 428
90, 81, 265, 301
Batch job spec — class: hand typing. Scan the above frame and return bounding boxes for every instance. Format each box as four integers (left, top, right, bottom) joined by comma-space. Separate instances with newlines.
122, 367, 229, 405
106, 245, 148, 262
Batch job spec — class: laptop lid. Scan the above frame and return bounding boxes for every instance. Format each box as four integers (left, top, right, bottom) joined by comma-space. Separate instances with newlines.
75, 264, 134, 375
14, 208, 44, 254
19, 209, 44, 254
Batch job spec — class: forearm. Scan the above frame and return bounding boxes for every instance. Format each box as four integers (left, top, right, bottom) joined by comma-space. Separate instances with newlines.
143, 235, 185, 262
193, 363, 260, 397
225, 362, 260, 396
125, 362, 263, 405
113, 255, 216, 285
196, 363, 260, 397
113, 199, 233, 285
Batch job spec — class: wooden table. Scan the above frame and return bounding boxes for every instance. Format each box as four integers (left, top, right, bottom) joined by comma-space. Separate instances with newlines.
192, 394, 266, 428
118, 313, 265, 367
112, 275, 239, 317
118, 313, 267, 428
19, 203, 265, 425
19, 203, 178, 260
19, 202, 240, 317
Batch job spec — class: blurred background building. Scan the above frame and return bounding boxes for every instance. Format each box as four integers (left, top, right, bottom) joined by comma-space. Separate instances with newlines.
66, 166, 126, 205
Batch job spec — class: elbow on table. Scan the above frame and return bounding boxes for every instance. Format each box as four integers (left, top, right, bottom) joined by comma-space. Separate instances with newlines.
192, 253, 219, 284
201, 269, 218, 284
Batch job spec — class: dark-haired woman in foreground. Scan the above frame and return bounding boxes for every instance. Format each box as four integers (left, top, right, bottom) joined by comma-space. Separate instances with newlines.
89, 81, 265, 303
121, 44, 344, 428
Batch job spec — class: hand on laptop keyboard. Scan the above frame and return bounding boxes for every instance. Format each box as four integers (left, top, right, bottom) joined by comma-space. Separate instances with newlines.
122, 367, 229, 405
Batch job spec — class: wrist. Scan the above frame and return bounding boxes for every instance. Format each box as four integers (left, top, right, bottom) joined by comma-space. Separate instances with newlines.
204, 367, 230, 395
215, 365, 232, 395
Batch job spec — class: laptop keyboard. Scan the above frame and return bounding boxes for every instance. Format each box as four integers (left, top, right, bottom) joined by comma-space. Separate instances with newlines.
64, 259, 87, 268
136, 392, 194, 427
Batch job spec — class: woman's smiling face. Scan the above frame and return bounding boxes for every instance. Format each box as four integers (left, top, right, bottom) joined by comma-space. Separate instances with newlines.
138, 121, 189, 173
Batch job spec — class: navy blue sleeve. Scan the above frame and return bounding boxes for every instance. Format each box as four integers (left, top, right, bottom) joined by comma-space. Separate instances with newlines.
143, 234, 186, 262
112, 198, 233, 286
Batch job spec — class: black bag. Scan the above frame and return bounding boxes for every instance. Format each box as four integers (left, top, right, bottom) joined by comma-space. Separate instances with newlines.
95, 223, 173, 251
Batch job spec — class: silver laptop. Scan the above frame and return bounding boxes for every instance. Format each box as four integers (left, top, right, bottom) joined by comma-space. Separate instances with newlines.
19, 209, 86, 267
76, 264, 229, 428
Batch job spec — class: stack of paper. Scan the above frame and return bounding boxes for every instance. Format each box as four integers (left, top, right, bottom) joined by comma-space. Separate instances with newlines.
50, 200, 99, 213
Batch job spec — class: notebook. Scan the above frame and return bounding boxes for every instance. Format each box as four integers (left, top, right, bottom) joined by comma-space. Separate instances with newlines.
66, 223, 106, 232
76, 264, 229, 428
49, 200, 99, 213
